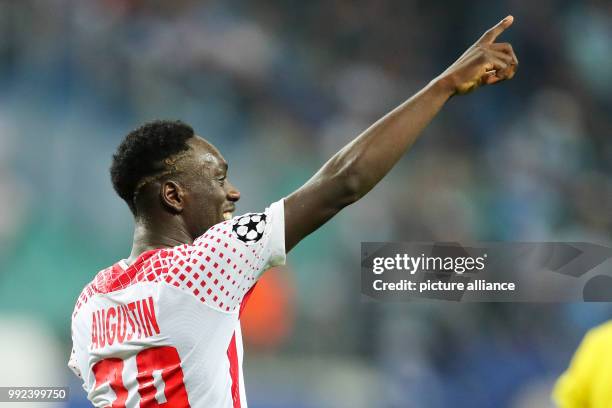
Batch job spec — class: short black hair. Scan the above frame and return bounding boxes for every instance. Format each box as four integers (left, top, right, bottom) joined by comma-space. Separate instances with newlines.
110, 120, 194, 214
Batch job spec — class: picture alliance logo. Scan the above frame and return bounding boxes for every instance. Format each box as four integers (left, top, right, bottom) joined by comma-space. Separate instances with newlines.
372, 253, 488, 275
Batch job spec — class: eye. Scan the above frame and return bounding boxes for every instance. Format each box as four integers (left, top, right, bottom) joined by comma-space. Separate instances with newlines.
217, 176, 226, 186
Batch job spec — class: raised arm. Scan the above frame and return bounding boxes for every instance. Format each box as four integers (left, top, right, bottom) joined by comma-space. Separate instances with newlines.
284, 16, 518, 251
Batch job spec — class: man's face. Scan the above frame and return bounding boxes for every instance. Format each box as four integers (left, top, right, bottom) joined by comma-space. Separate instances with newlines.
179, 136, 240, 237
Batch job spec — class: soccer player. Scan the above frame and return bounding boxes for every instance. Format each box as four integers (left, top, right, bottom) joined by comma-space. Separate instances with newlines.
69, 16, 518, 407
553, 321, 612, 407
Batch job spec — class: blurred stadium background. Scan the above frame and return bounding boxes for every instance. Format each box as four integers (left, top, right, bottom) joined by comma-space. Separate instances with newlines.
0, 0, 610, 407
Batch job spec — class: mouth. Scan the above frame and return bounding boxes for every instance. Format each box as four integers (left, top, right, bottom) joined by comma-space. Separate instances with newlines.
223, 206, 235, 221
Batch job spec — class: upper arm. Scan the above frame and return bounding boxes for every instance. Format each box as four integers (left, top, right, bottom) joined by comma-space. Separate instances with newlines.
283, 167, 358, 252
187, 201, 286, 311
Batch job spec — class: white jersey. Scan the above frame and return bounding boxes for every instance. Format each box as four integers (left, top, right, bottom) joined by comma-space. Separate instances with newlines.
68, 200, 285, 408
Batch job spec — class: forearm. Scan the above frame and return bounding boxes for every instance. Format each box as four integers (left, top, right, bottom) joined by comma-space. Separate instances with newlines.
322, 77, 454, 203
284, 16, 517, 251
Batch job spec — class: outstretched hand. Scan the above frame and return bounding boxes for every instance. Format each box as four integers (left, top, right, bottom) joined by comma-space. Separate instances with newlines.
283, 16, 519, 252
439, 15, 518, 95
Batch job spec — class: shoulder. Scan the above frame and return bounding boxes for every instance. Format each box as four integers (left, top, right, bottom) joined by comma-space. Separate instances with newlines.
71, 266, 110, 320
70, 250, 174, 319
582, 320, 612, 347
565, 321, 612, 373
193, 206, 279, 262
196, 209, 273, 247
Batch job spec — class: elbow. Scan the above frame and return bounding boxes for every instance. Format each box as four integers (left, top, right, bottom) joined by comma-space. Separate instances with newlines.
337, 172, 363, 208
321, 153, 365, 209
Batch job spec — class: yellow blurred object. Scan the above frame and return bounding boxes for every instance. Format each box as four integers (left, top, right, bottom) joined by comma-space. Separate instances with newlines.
553, 321, 612, 407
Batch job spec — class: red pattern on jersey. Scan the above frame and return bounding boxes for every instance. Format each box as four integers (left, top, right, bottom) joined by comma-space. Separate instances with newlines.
227, 334, 241, 408
239, 284, 257, 318
72, 220, 266, 318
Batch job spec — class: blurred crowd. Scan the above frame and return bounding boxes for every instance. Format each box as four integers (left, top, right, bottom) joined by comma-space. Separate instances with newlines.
0, 0, 610, 407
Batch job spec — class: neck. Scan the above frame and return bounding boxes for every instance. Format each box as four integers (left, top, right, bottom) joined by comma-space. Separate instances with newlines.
127, 218, 193, 265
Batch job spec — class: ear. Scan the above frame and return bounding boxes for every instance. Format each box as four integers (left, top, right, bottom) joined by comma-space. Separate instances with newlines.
160, 180, 184, 213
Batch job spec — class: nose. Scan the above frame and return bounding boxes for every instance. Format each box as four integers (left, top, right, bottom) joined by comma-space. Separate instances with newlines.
226, 181, 240, 202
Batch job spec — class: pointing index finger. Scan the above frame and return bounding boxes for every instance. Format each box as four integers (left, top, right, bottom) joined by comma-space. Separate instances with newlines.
479, 15, 514, 44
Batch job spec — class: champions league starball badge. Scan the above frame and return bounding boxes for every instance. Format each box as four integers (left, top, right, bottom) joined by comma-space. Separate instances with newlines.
232, 213, 267, 244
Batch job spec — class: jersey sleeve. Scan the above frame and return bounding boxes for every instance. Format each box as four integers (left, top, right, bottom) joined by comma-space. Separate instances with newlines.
180, 199, 286, 312
67, 346, 81, 379
68, 312, 91, 392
